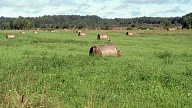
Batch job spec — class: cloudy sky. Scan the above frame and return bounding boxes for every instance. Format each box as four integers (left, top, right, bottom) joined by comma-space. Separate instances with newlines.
0, 0, 191, 18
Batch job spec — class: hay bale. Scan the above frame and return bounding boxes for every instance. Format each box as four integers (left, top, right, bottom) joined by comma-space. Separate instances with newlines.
89, 43, 121, 57
177, 26, 182, 30
167, 28, 175, 31
6, 34, 15, 38
126, 32, 134, 36
50, 30, 54, 33
33, 31, 38, 34
20, 31, 26, 34
78, 32, 86, 36
97, 34, 109, 40
64, 29, 68, 31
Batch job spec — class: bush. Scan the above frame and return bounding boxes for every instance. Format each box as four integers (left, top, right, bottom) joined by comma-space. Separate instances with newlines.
127, 27, 133, 30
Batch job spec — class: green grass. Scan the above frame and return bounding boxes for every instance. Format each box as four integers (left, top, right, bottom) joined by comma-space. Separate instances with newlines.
0, 29, 192, 108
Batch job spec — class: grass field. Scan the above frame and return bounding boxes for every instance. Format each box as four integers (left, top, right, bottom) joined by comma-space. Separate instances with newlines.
0, 29, 192, 108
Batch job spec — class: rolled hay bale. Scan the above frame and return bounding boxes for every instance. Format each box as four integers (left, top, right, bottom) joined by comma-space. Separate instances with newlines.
89, 43, 121, 57
33, 31, 38, 34
78, 32, 86, 36
6, 34, 15, 38
97, 34, 109, 40
20, 31, 26, 34
50, 30, 54, 33
177, 26, 182, 30
167, 28, 175, 31
126, 32, 134, 36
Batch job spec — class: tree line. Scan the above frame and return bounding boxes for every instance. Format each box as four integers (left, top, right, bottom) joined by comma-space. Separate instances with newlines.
0, 12, 192, 30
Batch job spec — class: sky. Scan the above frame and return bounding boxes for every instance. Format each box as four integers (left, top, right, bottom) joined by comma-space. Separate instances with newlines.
0, 0, 191, 19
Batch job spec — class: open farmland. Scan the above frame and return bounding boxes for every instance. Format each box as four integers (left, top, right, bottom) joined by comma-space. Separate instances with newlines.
0, 29, 192, 107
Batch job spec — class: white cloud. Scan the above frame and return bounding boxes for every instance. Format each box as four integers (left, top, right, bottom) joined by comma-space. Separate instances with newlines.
121, 0, 168, 4
0, 0, 191, 18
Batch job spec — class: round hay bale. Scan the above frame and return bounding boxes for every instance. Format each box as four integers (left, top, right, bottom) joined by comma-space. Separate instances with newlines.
78, 32, 86, 36
167, 28, 175, 31
6, 34, 15, 38
33, 31, 38, 34
126, 32, 134, 36
97, 34, 109, 40
20, 31, 26, 34
50, 30, 54, 33
89, 43, 121, 57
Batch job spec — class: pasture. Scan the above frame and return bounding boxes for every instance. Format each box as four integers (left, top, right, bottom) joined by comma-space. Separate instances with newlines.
0, 29, 192, 107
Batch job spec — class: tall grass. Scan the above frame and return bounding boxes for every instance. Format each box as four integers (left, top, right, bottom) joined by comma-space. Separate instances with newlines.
0, 29, 192, 107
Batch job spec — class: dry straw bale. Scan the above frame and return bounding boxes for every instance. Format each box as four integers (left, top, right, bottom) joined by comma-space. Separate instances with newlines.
33, 31, 38, 34
167, 28, 175, 31
89, 43, 121, 57
64, 29, 68, 31
20, 31, 26, 34
6, 34, 15, 38
177, 26, 183, 30
78, 32, 86, 36
126, 32, 134, 36
97, 34, 109, 40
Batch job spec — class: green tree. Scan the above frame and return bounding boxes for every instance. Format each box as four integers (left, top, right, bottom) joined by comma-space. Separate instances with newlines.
23, 19, 31, 30
40, 24, 47, 31
78, 22, 87, 29
29, 20, 35, 28
63, 22, 70, 29
10, 19, 20, 29
127, 25, 132, 30
1, 22, 10, 30
92, 23, 98, 30
100, 24, 112, 30
10, 18, 32, 30
55, 23, 62, 29
163, 20, 171, 29
182, 16, 192, 29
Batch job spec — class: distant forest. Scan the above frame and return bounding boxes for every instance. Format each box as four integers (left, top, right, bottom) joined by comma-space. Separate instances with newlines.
0, 12, 192, 30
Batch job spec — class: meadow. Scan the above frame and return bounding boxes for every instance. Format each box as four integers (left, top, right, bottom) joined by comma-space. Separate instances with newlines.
0, 29, 192, 108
